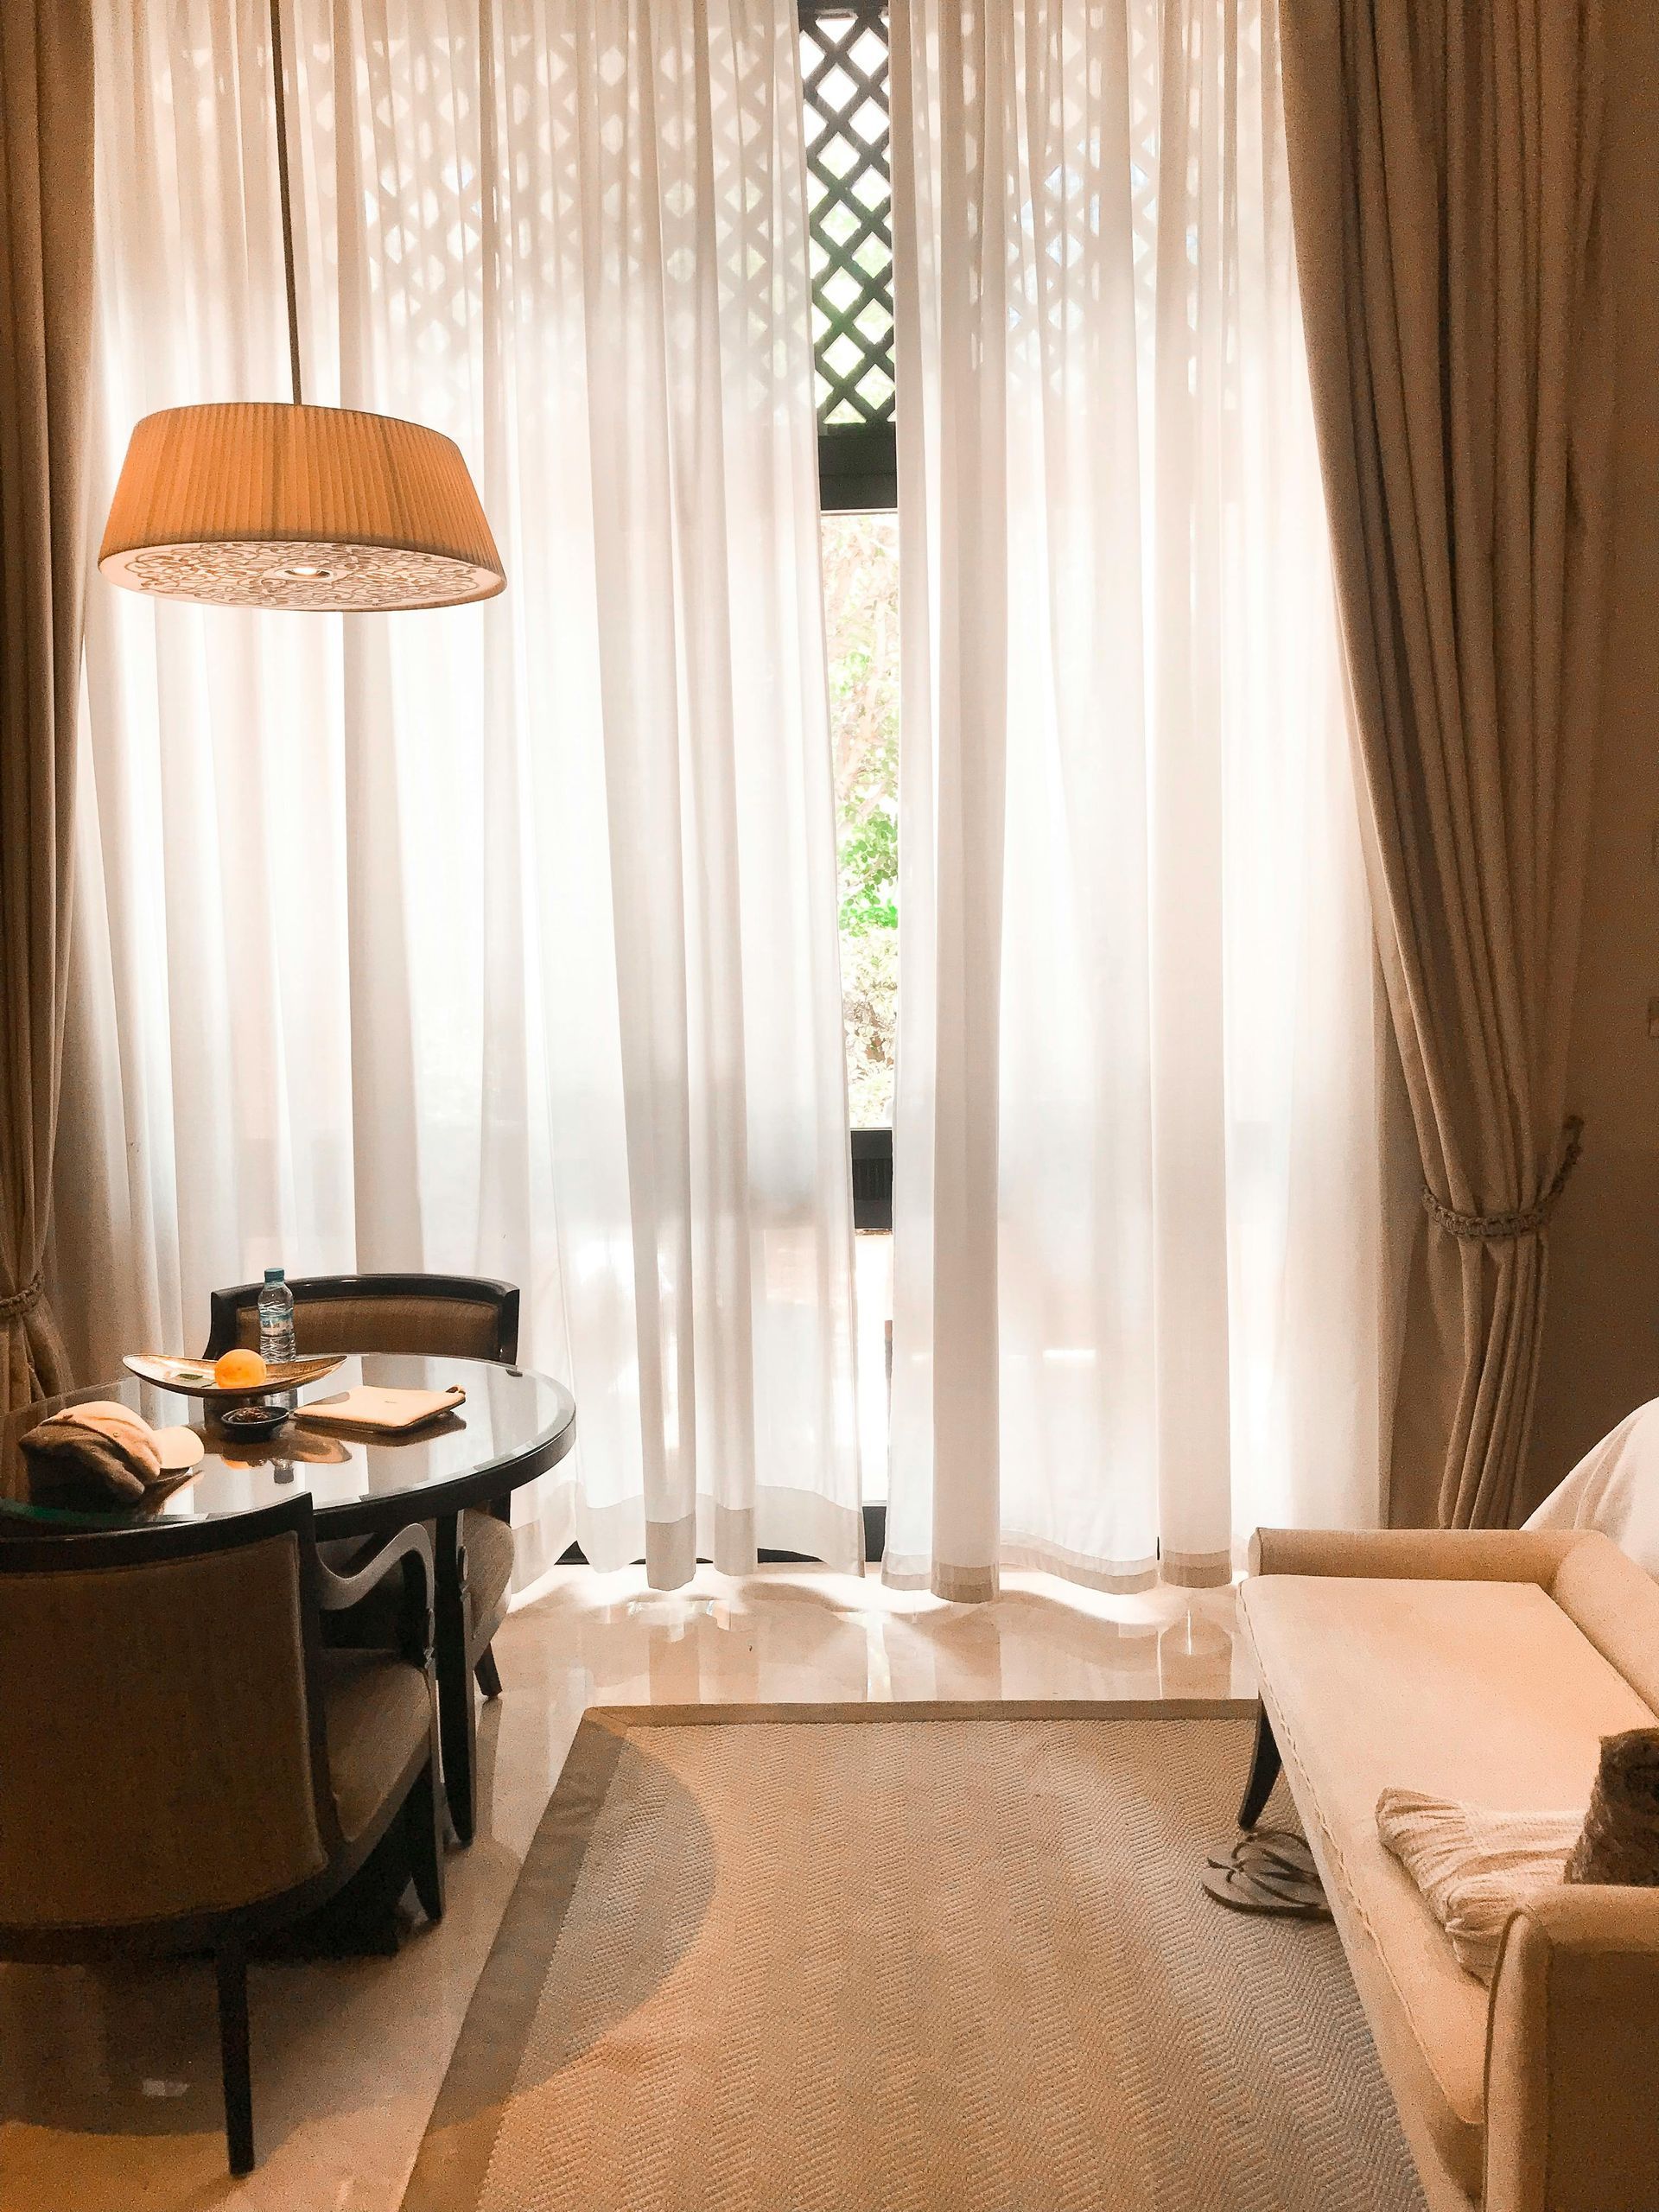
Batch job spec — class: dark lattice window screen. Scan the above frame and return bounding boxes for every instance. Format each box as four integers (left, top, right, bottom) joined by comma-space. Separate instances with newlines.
800, 3, 896, 509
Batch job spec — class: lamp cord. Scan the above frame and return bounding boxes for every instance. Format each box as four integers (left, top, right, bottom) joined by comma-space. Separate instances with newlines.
269, 0, 304, 405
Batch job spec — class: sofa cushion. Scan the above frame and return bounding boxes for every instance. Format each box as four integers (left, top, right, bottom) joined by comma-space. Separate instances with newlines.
1239, 1574, 1656, 2200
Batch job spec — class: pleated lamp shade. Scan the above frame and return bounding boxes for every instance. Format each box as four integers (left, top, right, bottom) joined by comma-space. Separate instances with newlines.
99, 402, 505, 612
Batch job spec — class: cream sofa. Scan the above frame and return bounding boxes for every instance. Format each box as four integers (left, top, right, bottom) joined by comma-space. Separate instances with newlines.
1237, 1527, 1659, 2212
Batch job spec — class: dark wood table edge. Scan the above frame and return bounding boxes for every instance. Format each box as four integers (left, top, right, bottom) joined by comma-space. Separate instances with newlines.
0, 1376, 577, 1543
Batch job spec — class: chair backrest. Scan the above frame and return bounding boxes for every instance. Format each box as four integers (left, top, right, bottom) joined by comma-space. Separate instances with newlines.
204, 1272, 520, 1363
0, 1496, 340, 1936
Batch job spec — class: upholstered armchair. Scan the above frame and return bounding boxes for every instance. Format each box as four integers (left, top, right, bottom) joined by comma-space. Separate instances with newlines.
204, 1272, 520, 1841
0, 1492, 442, 2173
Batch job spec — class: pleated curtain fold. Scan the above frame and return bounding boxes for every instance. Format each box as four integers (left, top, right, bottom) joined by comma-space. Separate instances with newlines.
885, 0, 1390, 1599
1281, 0, 1615, 1528
0, 0, 93, 1413
59, 0, 859, 1587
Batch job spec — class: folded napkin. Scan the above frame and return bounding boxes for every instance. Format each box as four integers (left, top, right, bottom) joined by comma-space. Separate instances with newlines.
1376, 1789, 1583, 1984
21, 1400, 203, 1503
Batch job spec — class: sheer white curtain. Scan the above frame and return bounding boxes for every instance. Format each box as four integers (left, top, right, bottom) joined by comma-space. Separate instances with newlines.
886, 0, 1387, 1598
55, 0, 861, 1588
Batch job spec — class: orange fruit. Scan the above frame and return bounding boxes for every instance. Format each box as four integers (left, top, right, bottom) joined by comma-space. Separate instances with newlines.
213, 1348, 269, 1388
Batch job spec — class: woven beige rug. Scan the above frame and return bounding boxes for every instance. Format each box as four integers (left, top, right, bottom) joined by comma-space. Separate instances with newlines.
403, 1702, 1427, 2212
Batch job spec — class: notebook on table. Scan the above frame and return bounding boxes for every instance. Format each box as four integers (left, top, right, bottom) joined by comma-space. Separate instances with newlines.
295, 1385, 466, 1435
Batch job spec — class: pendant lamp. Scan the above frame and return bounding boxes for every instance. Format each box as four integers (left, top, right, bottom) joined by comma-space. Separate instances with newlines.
99, 0, 504, 613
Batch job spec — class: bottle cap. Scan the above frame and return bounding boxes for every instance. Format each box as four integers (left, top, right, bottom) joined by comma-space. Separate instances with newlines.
264, 1267, 285, 1284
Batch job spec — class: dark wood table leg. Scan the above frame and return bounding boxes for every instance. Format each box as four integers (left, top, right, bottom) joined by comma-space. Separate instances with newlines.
433, 1510, 477, 1844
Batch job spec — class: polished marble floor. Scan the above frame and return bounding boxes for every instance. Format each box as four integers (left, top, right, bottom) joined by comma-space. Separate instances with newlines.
0, 1564, 1247, 2212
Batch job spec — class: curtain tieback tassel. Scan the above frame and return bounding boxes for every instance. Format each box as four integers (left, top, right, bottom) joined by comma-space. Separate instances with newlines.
1421, 1116, 1585, 1243
0, 1273, 44, 1323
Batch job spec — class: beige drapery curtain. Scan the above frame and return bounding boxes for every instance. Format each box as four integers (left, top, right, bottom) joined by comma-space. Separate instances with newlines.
0, 0, 93, 1411
1281, 0, 1614, 1528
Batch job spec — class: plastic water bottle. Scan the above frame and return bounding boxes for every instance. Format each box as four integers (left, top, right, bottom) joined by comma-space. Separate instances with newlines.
257, 1268, 296, 1364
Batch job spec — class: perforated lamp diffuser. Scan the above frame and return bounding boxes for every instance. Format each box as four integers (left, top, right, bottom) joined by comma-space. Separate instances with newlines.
98, 1, 504, 614
99, 404, 504, 612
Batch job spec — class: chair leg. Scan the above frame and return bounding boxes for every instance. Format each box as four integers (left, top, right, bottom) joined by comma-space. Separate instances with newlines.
406, 1752, 447, 1924
1237, 1700, 1283, 1831
474, 1643, 502, 1700
434, 1515, 478, 1845
214, 1945, 255, 2176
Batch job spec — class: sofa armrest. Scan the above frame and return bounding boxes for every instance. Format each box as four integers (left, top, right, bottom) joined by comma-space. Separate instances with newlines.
1484, 1885, 1659, 2212
1246, 1526, 1581, 1583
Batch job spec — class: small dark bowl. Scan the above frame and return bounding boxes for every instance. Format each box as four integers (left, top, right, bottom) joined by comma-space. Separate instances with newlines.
216, 1402, 290, 1440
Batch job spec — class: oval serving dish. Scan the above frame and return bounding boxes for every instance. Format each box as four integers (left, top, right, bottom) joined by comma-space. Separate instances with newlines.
122, 1352, 346, 1404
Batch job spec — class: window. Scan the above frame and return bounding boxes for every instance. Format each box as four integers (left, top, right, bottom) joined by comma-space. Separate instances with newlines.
803, 3, 896, 1510
801, 3, 897, 511
825, 511, 897, 1502
801, 0, 898, 1156
825, 512, 898, 1135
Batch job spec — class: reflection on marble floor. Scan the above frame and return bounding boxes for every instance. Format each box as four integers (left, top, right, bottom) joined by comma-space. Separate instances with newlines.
0, 1564, 1246, 2212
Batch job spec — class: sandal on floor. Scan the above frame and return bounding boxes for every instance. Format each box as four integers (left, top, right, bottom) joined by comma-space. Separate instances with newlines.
1200, 1827, 1332, 1920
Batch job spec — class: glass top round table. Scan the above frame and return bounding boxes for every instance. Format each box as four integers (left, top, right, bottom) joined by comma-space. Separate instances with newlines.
0, 1355, 576, 1541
